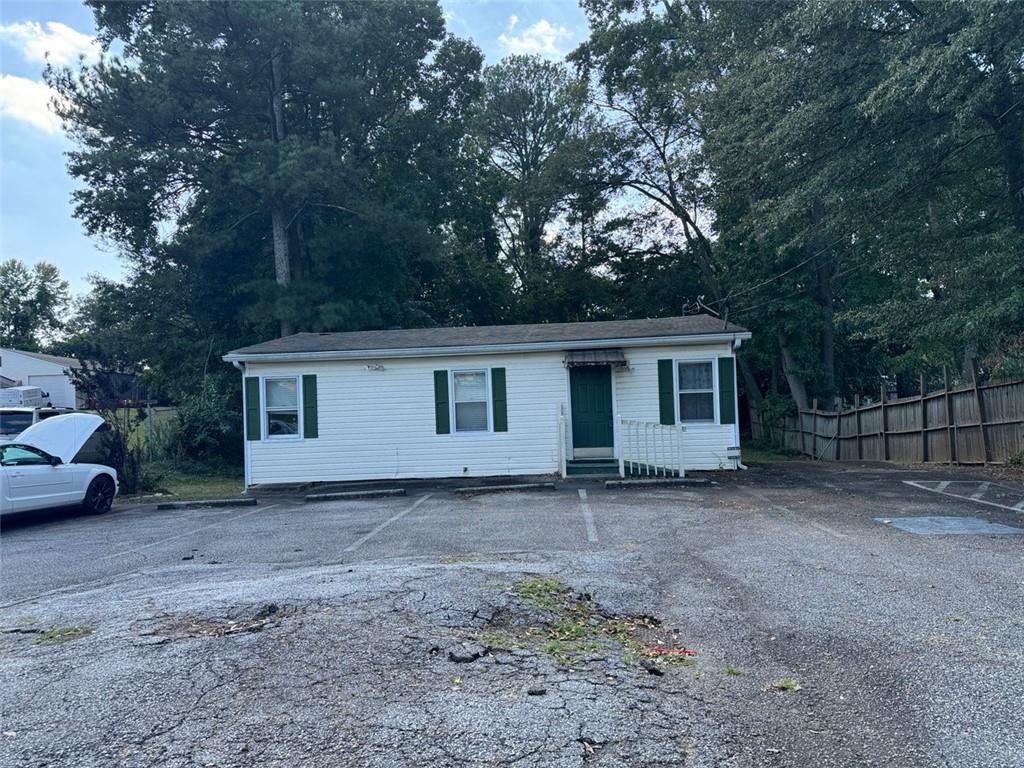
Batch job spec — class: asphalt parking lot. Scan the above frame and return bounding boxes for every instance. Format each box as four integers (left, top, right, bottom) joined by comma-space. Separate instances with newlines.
2, 461, 1023, 767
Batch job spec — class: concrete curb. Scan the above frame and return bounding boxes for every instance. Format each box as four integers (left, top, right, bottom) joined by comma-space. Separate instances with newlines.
155, 497, 259, 510
454, 482, 557, 496
305, 489, 407, 502
604, 478, 710, 489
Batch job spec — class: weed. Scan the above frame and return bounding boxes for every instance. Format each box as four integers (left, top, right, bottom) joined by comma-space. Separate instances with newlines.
765, 677, 802, 692
513, 577, 568, 612
477, 578, 698, 670
724, 664, 746, 676
34, 626, 93, 645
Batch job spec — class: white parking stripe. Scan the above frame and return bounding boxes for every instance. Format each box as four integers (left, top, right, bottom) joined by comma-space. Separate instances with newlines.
970, 482, 991, 500
578, 489, 599, 544
100, 503, 280, 560
936, 481, 951, 492
1013, 499, 1024, 511
344, 494, 431, 552
904, 481, 1024, 514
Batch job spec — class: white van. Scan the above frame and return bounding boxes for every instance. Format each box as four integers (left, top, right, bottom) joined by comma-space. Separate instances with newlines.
0, 407, 72, 444
0, 386, 46, 408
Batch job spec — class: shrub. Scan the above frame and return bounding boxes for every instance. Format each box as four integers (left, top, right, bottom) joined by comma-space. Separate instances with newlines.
174, 383, 242, 465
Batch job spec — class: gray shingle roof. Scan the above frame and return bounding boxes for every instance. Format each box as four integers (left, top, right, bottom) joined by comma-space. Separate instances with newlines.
225, 315, 749, 358
1, 348, 82, 369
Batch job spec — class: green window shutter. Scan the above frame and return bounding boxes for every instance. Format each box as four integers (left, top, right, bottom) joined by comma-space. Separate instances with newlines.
718, 357, 736, 425
302, 374, 318, 438
244, 377, 261, 441
657, 359, 675, 425
433, 370, 450, 434
491, 367, 507, 432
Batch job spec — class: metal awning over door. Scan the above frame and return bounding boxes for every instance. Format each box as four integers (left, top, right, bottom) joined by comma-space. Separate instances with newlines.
564, 349, 627, 367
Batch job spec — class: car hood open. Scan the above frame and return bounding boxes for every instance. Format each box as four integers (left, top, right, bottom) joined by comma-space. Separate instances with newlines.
16, 413, 106, 464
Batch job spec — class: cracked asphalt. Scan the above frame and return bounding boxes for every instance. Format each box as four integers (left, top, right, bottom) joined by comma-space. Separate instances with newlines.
1, 461, 1022, 767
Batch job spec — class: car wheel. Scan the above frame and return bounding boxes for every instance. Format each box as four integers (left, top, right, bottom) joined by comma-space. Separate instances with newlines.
83, 475, 115, 515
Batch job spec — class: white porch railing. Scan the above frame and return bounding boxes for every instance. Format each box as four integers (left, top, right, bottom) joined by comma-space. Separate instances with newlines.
617, 418, 685, 478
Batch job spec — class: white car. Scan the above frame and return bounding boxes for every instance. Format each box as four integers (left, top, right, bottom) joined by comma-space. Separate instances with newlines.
0, 406, 73, 444
0, 413, 118, 516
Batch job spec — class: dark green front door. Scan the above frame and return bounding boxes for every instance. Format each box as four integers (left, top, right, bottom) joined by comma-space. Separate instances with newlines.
570, 366, 613, 456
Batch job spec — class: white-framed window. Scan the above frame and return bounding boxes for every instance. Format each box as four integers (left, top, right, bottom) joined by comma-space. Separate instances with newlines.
676, 360, 716, 424
264, 376, 301, 439
451, 369, 490, 433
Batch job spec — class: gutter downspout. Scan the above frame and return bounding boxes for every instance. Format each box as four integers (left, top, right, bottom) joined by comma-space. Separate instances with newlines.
732, 337, 749, 470
232, 361, 251, 487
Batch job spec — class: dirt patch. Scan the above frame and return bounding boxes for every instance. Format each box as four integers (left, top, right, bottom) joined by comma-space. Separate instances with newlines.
155, 602, 294, 639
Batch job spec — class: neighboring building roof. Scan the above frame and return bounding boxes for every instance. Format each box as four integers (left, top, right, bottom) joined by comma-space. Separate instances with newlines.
225, 315, 750, 361
0, 348, 82, 369
0, 374, 17, 387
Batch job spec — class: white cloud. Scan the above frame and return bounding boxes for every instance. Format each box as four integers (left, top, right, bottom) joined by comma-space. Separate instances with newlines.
508, 15, 519, 30
498, 18, 573, 58
0, 21, 99, 66
0, 75, 61, 133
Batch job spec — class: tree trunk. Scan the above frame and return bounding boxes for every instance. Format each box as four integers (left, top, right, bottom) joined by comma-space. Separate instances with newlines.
983, 100, 1024, 232
811, 199, 837, 409
269, 45, 292, 337
271, 204, 293, 336
777, 330, 810, 411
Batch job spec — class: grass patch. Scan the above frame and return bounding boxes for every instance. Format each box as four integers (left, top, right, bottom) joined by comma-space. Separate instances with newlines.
512, 577, 569, 612
740, 442, 802, 463
121, 464, 245, 503
473, 578, 698, 670
765, 677, 802, 692
34, 625, 93, 645
724, 664, 746, 676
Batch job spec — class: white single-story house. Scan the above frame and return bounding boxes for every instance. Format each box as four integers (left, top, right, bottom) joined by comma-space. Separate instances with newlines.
0, 348, 82, 408
223, 315, 752, 487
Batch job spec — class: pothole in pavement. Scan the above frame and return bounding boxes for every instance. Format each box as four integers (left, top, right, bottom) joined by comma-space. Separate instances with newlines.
440, 577, 698, 675
138, 602, 301, 642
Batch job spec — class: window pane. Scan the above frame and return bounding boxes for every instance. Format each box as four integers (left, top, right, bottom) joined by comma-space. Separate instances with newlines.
267, 411, 299, 436
680, 392, 715, 422
1, 445, 49, 465
265, 379, 297, 409
454, 371, 486, 402
0, 411, 34, 435
678, 362, 713, 391
455, 401, 488, 432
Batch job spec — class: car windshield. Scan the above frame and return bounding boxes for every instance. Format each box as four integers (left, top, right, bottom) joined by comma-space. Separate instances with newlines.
0, 411, 34, 436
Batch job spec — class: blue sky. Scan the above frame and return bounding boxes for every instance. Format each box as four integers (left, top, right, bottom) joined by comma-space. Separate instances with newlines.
0, 0, 589, 295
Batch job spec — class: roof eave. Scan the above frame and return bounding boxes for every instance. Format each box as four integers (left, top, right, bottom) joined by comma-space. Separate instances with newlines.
222, 331, 753, 364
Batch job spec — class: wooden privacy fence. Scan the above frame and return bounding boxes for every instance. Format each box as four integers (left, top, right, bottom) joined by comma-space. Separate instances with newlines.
779, 374, 1024, 465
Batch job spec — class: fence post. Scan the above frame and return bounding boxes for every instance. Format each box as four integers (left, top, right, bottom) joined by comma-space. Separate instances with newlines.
971, 364, 993, 464
812, 398, 819, 459
943, 367, 957, 465
880, 383, 889, 461
835, 404, 841, 461
920, 373, 929, 463
854, 394, 863, 460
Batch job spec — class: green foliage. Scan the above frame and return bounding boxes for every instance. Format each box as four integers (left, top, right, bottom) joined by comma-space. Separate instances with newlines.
51, 0, 1023, 438
173, 384, 242, 465
0, 259, 69, 350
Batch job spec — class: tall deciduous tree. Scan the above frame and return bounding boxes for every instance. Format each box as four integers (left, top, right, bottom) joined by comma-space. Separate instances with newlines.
48, 0, 461, 337
0, 259, 70, 350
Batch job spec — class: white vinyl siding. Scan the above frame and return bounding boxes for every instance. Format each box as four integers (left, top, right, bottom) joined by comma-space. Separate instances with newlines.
612, 346, 738, 471
244, 343, 741, 484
